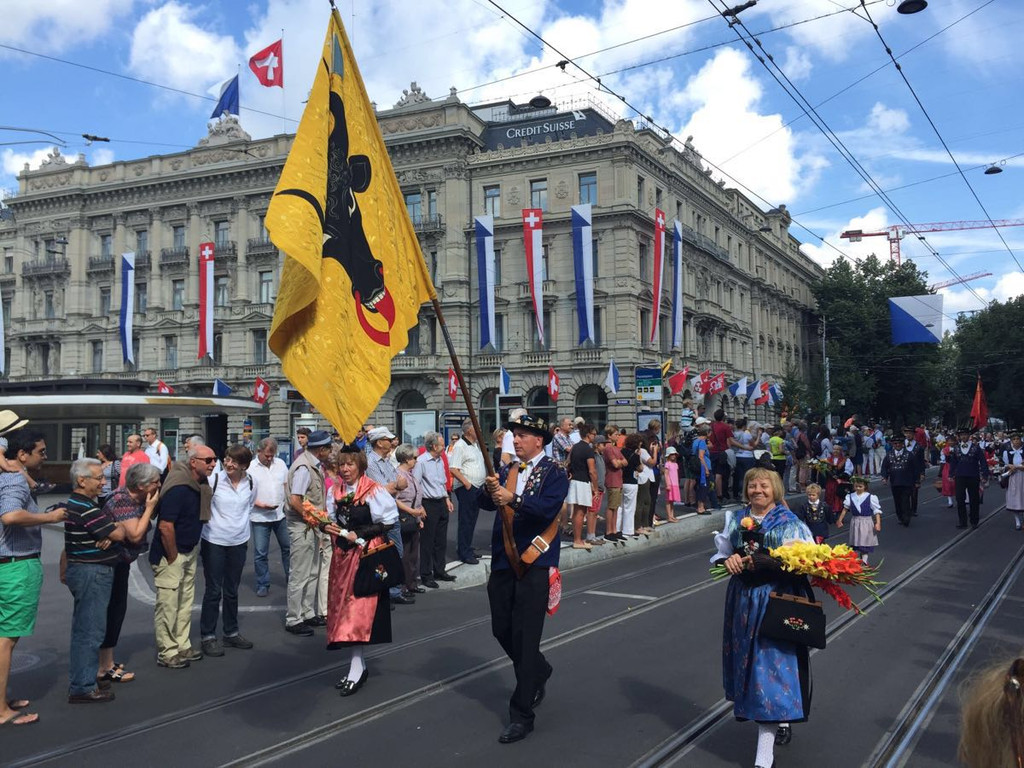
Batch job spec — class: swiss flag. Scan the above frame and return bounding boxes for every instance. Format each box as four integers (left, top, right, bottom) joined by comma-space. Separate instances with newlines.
253, 376, 270, 405
706, 372, 727, 395
754, 381, 771, 406
157, 380, 174, 394
668, 367, 689, 396
548, 366, 560, 402
447, 368, 459, 401
249, 39, 283, 88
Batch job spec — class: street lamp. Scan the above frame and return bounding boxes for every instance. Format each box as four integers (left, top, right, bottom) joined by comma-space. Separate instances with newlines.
896, 0, 928, 13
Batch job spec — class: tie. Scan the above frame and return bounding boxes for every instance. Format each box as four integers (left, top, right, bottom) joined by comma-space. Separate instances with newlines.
519, 462, 528, 472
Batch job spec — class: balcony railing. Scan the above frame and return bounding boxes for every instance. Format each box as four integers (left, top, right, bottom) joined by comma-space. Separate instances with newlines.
87, 255, 115, 274
476, 354, 504, 367
524, 351, 551, 365
133, 251, 152, 271
212, 240, 237, 263
22, 257, 70, 277
246, 238, 277, 259
0, 270, 16, 283
412, 214, 444, 233
678, 225, 730, 262
160, 246, 190, 267
573, 348, 603, 364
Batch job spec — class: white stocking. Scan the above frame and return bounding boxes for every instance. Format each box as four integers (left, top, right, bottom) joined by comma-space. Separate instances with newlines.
755, 723, 775, 767
348, 646, 365, 682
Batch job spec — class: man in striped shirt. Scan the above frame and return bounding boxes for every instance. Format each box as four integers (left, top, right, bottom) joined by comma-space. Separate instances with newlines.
63, 458, 128, 703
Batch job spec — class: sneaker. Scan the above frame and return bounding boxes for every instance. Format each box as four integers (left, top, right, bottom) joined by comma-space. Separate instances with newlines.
256, 586, 269, 598
179, 647, 203, 662
201, 638, 224, 657
157, 654, 190, 669
285, 622, 314, 636
222, 634, 254, 650
603, 534, 619, 543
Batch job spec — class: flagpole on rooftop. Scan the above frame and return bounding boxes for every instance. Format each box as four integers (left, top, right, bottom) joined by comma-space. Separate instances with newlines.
431, 295, 497, 478
281, 28, 286, 134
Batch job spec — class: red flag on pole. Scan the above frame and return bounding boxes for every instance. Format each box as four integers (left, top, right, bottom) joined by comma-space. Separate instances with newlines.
970, 374, 988, 429
198, 241, 215, 359
157, 380, 174, 394
668, 366, 689, 396
706, 372, 727, 395
249, 39, 284, 87
447, 368, 459, 401
253, 376, 270, 404
548, 366, 560, 402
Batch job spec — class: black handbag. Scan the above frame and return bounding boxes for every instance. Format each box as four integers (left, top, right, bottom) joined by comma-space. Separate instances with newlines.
759, 591, 826, 649
398, 510, 419, 536
352, 540, 404, 597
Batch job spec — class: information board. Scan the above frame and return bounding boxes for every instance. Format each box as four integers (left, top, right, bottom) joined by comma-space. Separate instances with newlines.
635, 367, 663, 402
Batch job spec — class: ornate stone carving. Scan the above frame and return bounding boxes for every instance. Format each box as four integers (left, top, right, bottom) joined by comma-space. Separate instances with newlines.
99, 171, 109, 181
555, 180, 568, 199
28, 172, 73, 191
443, 162, 467, 180
132, 164, 146, 177
169, 159, 183, 171
379, 113, 442, 135
197, 114, 252, 147
394, 82, 430, 108
194, 149, 247, 166
41, 148, 67, 167
508, 185, 521, 207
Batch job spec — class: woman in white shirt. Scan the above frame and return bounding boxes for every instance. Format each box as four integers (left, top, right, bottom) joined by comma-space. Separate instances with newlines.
199, 445, 274, 657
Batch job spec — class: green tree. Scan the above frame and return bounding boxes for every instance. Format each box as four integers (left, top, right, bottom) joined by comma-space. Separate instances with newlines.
811, 255, 941, 425
953, 296, 1024, 426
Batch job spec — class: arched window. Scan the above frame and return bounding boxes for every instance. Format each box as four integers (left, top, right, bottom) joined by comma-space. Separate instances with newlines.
526, 387, 557, 431
394, 389, 432, 448
575, 384, 608, 431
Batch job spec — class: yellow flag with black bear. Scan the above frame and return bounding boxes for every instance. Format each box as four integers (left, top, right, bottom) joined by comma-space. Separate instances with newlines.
267, 8, 436, 439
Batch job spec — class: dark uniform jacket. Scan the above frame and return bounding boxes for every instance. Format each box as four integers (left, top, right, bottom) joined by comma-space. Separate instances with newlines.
947, 443, 989, 479
882, 447, 922, 487
479, 454, 568, 571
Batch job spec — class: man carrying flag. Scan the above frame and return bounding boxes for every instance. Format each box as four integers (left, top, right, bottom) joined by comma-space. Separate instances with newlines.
266, 7, 434, 440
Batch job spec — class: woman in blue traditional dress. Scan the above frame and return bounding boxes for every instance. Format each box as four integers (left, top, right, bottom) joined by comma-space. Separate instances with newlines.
711, 466, 815, 768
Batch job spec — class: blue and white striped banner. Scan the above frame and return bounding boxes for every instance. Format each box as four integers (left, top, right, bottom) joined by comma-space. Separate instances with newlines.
671, 220, 683, 349
571, 204, 594, 345
499, 365, 511, 396
475, 215, 495, 350
120, 252, 135, 364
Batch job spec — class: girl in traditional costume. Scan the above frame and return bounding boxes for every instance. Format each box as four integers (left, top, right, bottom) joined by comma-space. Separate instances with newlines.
836, 476, 881, 565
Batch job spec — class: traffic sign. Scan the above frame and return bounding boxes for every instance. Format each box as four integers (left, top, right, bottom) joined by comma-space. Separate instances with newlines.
635, 367, 663, 402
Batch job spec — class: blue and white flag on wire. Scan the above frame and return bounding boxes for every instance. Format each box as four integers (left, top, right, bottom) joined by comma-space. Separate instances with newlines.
209, 74, 240, 118
119, 252, 135, 364
499, 365, 511, 396
748, 379, 764, 403
572, 204, 595, 345
212, 378, 233, 396
889, 295, 943, 344
475, 215, 496, 350
728, 376, 748, 399
769, 383, 783, 404
605, 359, 620, 394
671, 219, 683, 349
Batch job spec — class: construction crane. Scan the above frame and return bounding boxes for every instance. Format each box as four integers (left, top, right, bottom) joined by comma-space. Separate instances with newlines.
929, 271, 992, 291
840, 218, 1024, 264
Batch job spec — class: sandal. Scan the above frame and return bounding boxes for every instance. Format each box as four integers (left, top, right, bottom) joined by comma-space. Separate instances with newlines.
7, 699, 29, 710
0, 711, 39, 726
99, 666, 136, 683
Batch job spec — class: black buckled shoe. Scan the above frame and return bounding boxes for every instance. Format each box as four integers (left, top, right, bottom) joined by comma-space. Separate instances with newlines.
775, 724, 792, 745
498, 722, 533, 744
337, 669, 368, 697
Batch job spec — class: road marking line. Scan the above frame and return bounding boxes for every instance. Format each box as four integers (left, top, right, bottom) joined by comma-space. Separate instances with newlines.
584, 590, 657, 601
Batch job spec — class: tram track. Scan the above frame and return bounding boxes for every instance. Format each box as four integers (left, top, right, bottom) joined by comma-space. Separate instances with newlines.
8, 489, 949, 767
630, 504, 1010, 768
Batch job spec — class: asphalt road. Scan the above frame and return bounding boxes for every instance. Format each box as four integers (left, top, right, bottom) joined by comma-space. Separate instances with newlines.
5, 481, 1021, 768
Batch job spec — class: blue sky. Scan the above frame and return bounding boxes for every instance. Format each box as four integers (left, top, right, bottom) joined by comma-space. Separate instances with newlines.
2, 0, 1022, 327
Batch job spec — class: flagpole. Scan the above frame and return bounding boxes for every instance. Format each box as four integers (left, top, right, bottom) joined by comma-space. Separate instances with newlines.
281, 28, 286, 134
431, 295, 496, 478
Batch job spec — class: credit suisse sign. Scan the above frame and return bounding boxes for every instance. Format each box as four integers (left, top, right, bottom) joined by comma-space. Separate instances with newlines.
482, 109, 615, 150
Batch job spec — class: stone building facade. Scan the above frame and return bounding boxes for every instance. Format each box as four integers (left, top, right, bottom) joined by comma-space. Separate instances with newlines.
0, 86, 821, 457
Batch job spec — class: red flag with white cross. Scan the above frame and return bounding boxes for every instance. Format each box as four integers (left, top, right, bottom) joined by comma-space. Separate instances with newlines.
447, 368, 459, 401
253, 376, 270, 404
249, 39, 284, 88
157, 380, 174, 394
548, 366, 560, 402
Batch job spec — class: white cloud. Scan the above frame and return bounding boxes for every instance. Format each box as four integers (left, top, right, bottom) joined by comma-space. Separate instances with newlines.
939, 270, 1024, 330
0, 0, 137, 53
91, 148, 116, 166
782, 46, 813, 81
129, 2, 242, 95
799, 206, 890, 268
1, 147, 54, 176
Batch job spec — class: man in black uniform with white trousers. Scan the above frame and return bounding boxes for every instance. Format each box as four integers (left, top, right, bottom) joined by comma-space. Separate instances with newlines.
479, 414, 569, 744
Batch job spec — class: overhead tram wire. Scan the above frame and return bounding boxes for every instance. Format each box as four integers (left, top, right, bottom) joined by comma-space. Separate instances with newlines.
704, 0, 990, 308
714, 0, 998, 168
857, 0, 1024, 274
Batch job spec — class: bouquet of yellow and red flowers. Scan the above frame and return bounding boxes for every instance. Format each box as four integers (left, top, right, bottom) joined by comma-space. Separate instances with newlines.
300, 499, 331, 533
710, 540, 883, 613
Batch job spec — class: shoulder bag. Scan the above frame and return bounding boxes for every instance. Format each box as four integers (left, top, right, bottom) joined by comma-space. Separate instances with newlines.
352, 540, 404, 597
759, 591, 826, 649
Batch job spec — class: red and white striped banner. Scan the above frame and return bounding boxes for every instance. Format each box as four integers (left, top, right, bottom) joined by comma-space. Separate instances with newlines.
198, 241, 215, 359
651, 208, 665, 344
522, 209, 545, 347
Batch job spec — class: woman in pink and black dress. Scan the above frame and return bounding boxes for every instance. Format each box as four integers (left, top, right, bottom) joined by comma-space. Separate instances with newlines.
940, 442, 955, 508
321, 444, 398, 697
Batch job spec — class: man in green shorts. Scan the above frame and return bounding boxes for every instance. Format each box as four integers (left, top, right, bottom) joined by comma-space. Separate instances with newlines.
0, 430, 66, 726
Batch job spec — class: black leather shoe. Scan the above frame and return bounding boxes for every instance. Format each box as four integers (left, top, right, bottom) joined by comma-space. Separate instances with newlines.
532, 667, 552, 709
393, 594, 415, 605
421, 579, 440, 589
338, 669, 368, 697
285, 623, 314, 636
409, 586, 426, 593
68, 689, 115, 704
304, 615, 327, 627
498, 722, 533, 744
434, 572, 457, 582
775, 724, 792, 745
461, 556, 480, 565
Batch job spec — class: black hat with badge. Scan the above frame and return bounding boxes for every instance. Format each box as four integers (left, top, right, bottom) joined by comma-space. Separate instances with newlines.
506, 413, 553, 444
